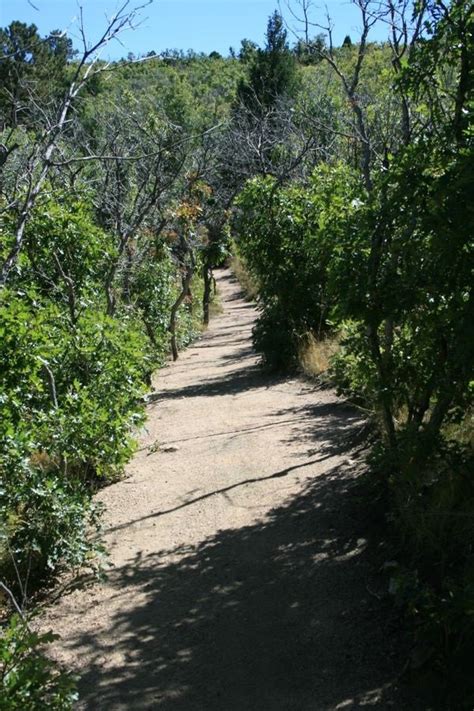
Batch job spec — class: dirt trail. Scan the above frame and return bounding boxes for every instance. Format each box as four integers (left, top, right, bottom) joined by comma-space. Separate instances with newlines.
40, 269, 416, 710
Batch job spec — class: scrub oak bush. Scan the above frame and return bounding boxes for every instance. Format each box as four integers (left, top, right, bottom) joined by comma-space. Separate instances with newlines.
0, 194, 207, 589
235, 164, 361, 369
0, 614, 77, 711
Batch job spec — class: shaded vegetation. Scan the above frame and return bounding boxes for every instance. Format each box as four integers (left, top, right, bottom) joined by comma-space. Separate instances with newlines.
233, 2, 473, 706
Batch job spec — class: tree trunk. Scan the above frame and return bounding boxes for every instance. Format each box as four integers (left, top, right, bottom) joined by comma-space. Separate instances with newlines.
169, 265, 194, 361
143, 315, 158, 348
122, 244, 134, 305
202, 262, 212, 326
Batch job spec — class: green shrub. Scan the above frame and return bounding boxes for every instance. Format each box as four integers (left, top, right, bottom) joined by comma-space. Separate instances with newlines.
0, 296, 149, 584
130, 242, 177, 360
44, 310, 150, 479
0, 250, 149, 586
22, 197, 116, 315
0, 614, 77, 711
175, 267, 205, 350
329, 321, 377, 405
1, 466, 104, 583
130, 240, 205, 358
252, 303, 299, 370
235, 164, 362, 368
0, 290, 149, 479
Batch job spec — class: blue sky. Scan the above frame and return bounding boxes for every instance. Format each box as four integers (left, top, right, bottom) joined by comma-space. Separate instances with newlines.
0, 0, 388, 58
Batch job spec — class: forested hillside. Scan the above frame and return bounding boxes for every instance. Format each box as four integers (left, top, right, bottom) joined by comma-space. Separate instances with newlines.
0, 1, 472, 708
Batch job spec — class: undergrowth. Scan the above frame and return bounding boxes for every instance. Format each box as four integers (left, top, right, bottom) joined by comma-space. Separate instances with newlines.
0, 614, 78, 711
298, 332, 340, 378
229, 251, 260, 302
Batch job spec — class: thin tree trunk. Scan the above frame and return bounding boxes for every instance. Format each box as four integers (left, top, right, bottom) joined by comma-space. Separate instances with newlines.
202, 262, 212, 326
143, 315, 158, 348
367, 323, 397, 452
122, 244, 134, 305
169, 265, 194, 361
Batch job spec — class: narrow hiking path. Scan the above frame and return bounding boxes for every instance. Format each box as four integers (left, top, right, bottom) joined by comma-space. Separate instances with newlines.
40, 269, 416, 710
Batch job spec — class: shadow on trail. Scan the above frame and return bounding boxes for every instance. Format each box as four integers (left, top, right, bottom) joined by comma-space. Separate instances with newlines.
193, 335, 252, 350
148, 365, 282, 402
123, 399, 367, 536
74, 460, 411, 710
275, 401, 368, 459
108, 452, 336, 534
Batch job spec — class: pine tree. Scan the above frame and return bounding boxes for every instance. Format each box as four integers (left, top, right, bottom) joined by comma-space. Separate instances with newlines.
0, 22, 74, 126
236, 11, 298, 113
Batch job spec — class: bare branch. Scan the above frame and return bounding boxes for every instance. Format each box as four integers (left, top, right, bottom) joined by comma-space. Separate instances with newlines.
0, 1, 154, 286
0, 581, 26, 619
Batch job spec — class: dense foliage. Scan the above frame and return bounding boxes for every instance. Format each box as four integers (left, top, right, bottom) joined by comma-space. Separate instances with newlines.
0, 614, 77, 710
234, 2, 473, 706
236, 164, 361, 368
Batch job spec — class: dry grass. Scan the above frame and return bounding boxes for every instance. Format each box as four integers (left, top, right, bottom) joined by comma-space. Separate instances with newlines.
298, 332, 340, 378
209, 288, 224, 318
444, 408, 474, 448
29, 450, 57, 472
229, 253, 259, 301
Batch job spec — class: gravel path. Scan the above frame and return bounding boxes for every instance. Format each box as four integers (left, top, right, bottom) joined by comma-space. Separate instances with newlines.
40, 269, 417, 710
